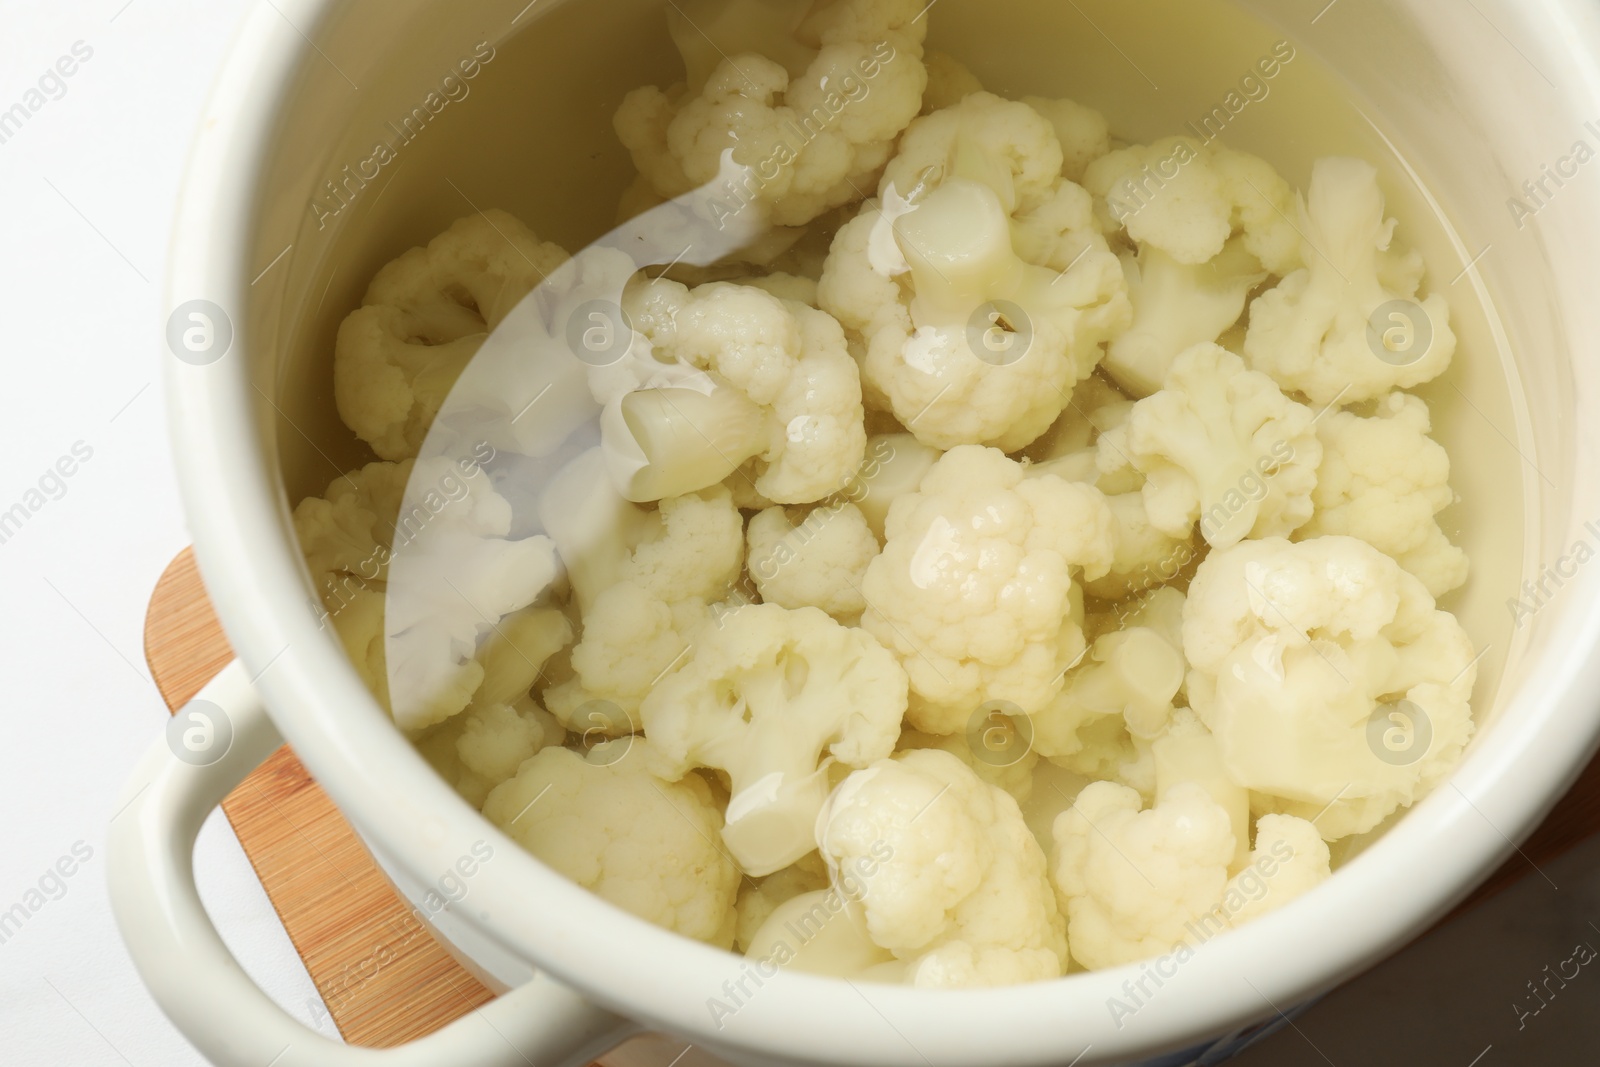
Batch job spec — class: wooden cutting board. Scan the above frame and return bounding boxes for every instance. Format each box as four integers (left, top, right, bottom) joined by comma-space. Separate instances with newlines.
143, 546, 1600, 1053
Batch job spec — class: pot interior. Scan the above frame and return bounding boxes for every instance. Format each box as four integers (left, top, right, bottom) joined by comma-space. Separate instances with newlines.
236, 0, 1596, 1033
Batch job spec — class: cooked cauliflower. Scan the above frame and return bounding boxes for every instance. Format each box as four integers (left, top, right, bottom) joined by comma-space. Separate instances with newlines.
1084, 137, 1300, 276
1022, 96, 1111, 184
1243, 156, 1455, 405
1299, 391, 1468, 597
540, 451, 745, 731
1152, 708, 1251, 871
1032, 625, 1187, 770
1223, 814, 1331, 927
851, 432, 941, 541
613, 0, 929, 228
1099, 343, 1322, 548
1052, 780, 1234, 969
642, 602, 908, 874
747, 501, 879, 619
819, 163, 1127, 450
418, 695, 566, 808
879, 92, 1106, 274
334, 210, 569, 460
1104, 239, 1267, 398
294, 459, 412, 600
860, 446, 1115, 732
818, 750, 1067, 986
1183, 535, 1478, 839
483, 742, 739, 946
813, 94, 1128, 451
609, 278, 867, 504
298, 454, 562, 732
734, 852, 831, 952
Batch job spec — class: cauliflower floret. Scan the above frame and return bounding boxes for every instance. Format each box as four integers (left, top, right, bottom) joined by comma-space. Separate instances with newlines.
1083, 138, 1300, 276
610, 278, 867, 504
734, 852, 832, 952
470, 606, 575, 708
540, 452, 745, 731
642, 603, 908, 874
819, 175, 1127, 452
613, 0, 929, 228
380, 461, 563, 732
1152, 708, 1250, 871
1022, 96, 1111, 184
860, 446, 1115, 732
851, 432, 941, 541
454, 698, 565, 783
1299, 391, 1469, 597
742, 887, 901, 979
418, 694, 567, 808
1099, 343, 1322, 548
1051, 780, 1234, 970
879, 93, 1109, 274
483, 742, 739, 946
1032, 625, 1186, 771
1182, 535, 1478, 839
818, 750, 1067, 986
293, 459, 412, 601
334, 210, 569, 460
1028, 422, 1196, 604
1243, 156, 1455, 405
746, 501, 880, 619
1104, 239, 1268, 397
1223, 814, 1331, 927
299, 454, 561, 732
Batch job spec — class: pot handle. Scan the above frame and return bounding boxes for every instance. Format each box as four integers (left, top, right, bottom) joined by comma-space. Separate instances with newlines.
107, 660, 636, 1067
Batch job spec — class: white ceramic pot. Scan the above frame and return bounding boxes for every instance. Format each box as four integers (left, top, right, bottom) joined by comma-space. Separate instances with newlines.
110, 0, 1600, 1064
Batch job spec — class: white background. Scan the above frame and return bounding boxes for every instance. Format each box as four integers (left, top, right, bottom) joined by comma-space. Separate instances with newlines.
0, 1, 1597, 1065
0, 2, 328, 1064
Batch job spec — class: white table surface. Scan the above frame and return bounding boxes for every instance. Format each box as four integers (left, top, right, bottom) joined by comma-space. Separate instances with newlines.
1, 2, 1597, 1066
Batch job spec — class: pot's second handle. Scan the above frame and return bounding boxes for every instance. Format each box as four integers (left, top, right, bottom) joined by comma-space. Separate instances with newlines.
108, 660, 634, 1067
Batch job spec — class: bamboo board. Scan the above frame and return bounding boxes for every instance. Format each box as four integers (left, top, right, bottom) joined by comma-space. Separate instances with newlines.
143, 547, 1600, 1052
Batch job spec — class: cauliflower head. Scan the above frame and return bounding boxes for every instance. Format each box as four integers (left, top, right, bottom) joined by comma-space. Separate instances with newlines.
483, 742, 739, 946
1222, 814, 1331, 927
642, 602, 908, 875
747, 501, 880, 619
1051, 780, 1235, 969
612, 278, 867, 504
851, 432, 942, 541
1182, 535, 1478, 839
541, 454, 746, 731
334, 210, 568, 460
818, 749, 1067, 986
860, 446, 1116, 732
1243, 156, 1455, 405
1104, 239, 1267, 398
417, 694, 566, 809
1084, 138, 1300, 276
1299, 391, 1468, 597
734, 852, 831, 952
1032, 625, 1187, 767
1100, 343, 1322, 548
816, 94, 1129, 451
613, 0, 929, 228
818, 176, 1127, 452
294, 459, 412, 600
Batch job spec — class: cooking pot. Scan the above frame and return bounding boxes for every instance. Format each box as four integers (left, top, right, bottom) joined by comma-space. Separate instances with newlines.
109, 0, 1600, 1063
